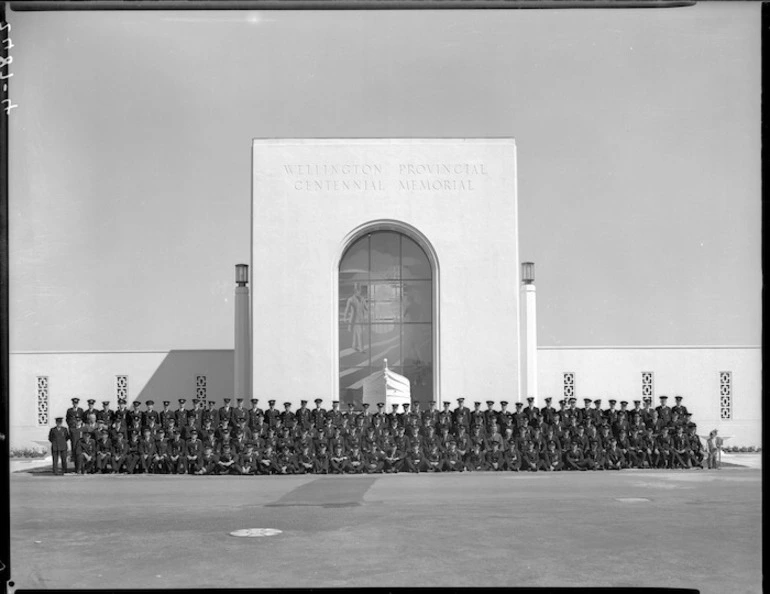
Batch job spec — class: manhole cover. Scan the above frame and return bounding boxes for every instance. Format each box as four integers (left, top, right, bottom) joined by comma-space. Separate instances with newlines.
229, 528, 282, 537
616, 498, 651, 503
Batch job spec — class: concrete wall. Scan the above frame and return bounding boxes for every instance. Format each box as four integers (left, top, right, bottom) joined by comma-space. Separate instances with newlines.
10, 346, 761, 449
539, 346, 762, 447
9, 350, 234, 448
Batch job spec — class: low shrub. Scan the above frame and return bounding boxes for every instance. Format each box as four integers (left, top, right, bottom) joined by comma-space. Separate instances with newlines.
10, 448, 47, 459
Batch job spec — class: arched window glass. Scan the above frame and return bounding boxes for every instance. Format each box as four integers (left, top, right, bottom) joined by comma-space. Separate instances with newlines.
339, 231, 433, 405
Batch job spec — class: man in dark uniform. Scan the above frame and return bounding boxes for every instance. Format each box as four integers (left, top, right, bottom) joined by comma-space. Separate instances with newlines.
541, 440, 563, 471
576, 398, 591, 424
314, 442, 330, 474
69, 418, 85, 473
49, 417, 70, 475
656, 396, 672, 425
112, 398, 129, 433
142, 400, 159, 427
453, 397, 471, 432
138, 427, 156, 473
590, 399, 603, 426
159, 401, 173, 429
628, 400, 643, 424
247, 398, 263, 427
201, 399, 218, 428
323, 400, 340, 427
540, 397, 556, 425
231, 398, 248, 428
264, 399, 280, 428
96, 400, 113, 425
130, 401, 145, 427
310, 398, 326, 427
173, 399, 188, 432
523, 397, 540, 425
359, 403, 373, 428
438, 401, 453, 431
196, 446, 219, 475
422, 401, 438, 429
281, 401, 297, 431
672, 396, 689, 418
465, 443, 485, 471
238, 443, 258, 475
386, 403, 400, 426
78, 432, 96, 474
219, 398, 234, 427
167, 429, 187, 474
185, 428, 202, 474
604, 400, 618, 425
482, 400, 498, 430
95, 431, 114, 473
65, 397, 84, 431
511, 402, 525, 428
497, 401, 512, 434
520, 442, 539, 472
189, 398, 204, 431
469, 401, 485, 432
82, 399, 98, 423
296, 399, 312, 431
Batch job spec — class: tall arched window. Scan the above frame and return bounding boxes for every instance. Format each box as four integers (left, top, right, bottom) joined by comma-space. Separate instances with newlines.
339, 230, 433, 405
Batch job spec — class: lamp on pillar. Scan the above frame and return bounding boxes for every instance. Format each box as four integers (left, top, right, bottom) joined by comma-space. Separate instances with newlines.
521, 261, 535, 284
234, 264, 252, 401
520, 262, 537, 405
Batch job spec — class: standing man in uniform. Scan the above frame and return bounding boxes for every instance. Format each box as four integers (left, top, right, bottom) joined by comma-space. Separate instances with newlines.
264, 399, 280, 429
97, 400, 113, 425
48, 417, 70, 475
65, 397, 84, 432
311, 398, 327, 427
219, 398, 234, 428
231, 398, 248, 428
453, 398, 470, 433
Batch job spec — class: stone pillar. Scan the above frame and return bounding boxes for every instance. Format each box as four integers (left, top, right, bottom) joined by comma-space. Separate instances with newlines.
520, 262, 537, 405
234, 264, 251, 401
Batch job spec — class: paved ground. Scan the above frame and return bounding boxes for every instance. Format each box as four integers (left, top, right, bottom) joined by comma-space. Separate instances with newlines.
10, 467, 762, 592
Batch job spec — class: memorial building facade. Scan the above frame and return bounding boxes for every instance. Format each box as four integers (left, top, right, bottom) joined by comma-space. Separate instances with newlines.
251, 138, 522, 408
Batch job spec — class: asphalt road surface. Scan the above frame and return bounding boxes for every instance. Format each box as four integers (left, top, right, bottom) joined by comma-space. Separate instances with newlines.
10, 467, 762, 591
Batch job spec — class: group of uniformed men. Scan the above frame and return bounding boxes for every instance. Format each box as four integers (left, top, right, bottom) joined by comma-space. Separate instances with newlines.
48, 393, 705, 475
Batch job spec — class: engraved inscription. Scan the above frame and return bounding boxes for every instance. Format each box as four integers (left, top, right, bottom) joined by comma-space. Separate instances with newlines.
281, 161, 488, 193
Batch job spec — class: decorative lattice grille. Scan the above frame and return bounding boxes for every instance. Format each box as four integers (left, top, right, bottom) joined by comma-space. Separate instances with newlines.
116, 375, 128, 400
37, 376, 49, 426
196, 375, 207, 400
641, 372, 654, 399
719, 371, 732, 420
563, 372, 575, 399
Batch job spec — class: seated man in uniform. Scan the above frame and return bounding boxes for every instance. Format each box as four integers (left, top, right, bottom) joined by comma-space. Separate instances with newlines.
485, 441, 505, 471
313, 442, 330, 474
604, 437, 625, 470
295, 444, 315, 474
95, 431, 114, 474
540, 440, 563, 471
168, 429, 187, 475
520, 441, 539, 472
195, 445, 219, 475
501, 441, 521, 472
363, 443, 384, 474
125, 431, 141, 474
442, 441, 464, 472
78, 432, 96, 474
329, 444, 350, 474
345, 444, 364, 474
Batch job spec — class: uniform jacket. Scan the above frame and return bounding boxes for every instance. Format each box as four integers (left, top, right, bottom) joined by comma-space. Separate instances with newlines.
48, 426, 70, 451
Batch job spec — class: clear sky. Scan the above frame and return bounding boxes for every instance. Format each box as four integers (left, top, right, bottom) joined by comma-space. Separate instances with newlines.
7, 3, 761, 351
